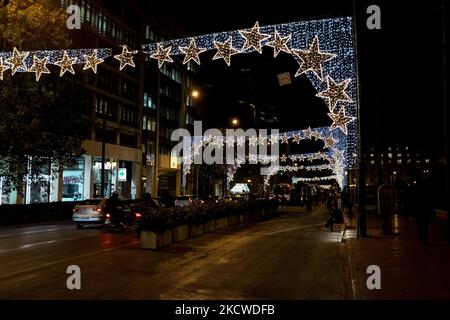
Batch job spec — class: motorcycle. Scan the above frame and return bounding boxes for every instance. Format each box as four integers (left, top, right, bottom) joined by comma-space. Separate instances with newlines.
104, 206, 128, 232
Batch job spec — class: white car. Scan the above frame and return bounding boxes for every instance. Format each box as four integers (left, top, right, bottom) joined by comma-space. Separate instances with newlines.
72, 198, 107, 228
174, 196, 195, 207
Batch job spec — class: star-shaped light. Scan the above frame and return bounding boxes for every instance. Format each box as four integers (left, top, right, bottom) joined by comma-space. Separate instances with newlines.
280, 134, 290, 144
328, 108, 356, 135
303, 127, 313, 140
280, 154, 288, 162
29, 55, 50, 81
180, 38, 206, 65
236, 136, 245, 146
225, 136, 235, 148
323, 134, 337, 149
291, 36, 336, 81
248, 135, 258, 146
150, 44, 173, 68
316, 76, 353, 111
292, 133, 302, 144
83, 49, 104, 73
6, 47, 29, 76
114, 45, 138, 71
270, 134, 279, 145
332, 149, 345, 162
213, 37, 239, 66
267, 30, 291, 58
311, 131, 322, 140
239, 21, 271, 54
55, 51, 77, 77
258, 135, 267, 145
0, 58, 9, 80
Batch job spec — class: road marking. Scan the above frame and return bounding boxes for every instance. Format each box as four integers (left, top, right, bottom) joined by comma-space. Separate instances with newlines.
0, 226, 74, 238
0, 240, 140, 281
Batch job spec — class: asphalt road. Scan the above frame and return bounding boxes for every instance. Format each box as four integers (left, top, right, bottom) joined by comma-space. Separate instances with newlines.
0, 206, 352, 299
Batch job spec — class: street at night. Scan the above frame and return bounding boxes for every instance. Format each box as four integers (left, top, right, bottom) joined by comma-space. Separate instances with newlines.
0, 207, 353, 299
1, 0, 450, 316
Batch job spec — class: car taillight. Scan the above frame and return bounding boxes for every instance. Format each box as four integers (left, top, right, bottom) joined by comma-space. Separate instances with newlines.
106, 213, 111, 218
96, 207, 102, 212
135, 213, 142, 219
73, 207, 79, 213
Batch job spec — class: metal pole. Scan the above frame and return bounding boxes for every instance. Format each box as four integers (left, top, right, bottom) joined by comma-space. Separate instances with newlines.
353, 0, 367, 237
153, 68, 161, 198
100, 111, 106, 198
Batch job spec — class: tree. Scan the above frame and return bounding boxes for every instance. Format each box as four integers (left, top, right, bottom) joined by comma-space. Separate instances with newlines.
0, 1, 90, 191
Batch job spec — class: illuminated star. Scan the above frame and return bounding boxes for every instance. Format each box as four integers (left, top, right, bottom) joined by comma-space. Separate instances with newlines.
303, 127, 314, 140
180, 38, 206, 65
292, 133, 302, 144
280, 134, 290, 144
323, 134, 337, 149
239, 21, 271, 54
332, 149, 345, 162
55, 51, 77, 76
258, 135, 267, 145
236, 136, 245, 146
270, 134, 279, 145
291, 36, 336, 81
248, 135, 258, 146
6, 47, 29, 76
328, 108, 356, 135
29, 55, 50, 81
83, 49, 104, 73
0, 57, 9, 80
150, 44, 173, 68
225, 136, 235, 148
114, 45, 138, 71
213, 37, 239, 66
316, 76, 353, 111
267, 30, 291, 58
280, 154, 288, 162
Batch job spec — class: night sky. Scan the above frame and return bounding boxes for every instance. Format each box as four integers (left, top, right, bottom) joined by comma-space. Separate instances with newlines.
162, 0, 446, 154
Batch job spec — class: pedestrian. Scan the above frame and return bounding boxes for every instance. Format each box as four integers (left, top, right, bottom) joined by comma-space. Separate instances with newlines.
281, 195, 288, 212
325, 202, 344, 232
412, 176, 434, 246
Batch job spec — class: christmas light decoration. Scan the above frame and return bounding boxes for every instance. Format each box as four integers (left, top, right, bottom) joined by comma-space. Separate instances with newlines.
267, 30, 292, 58
323, 134, 337, 149
280, 134, 290, 144
316, 76, 352, 111
180, 38, 206, 65
236, 136, 245, 146
292, 133, 302, 144
114, 45, 138, 71
6, 47, 29, 75
29, 55, 50, 81
248, 135, 258, 146
303, 127, 314, 140
55, 51, 77, 76
83, 49, 104, 73
291, 36, 336, 81
150, 44, 173, 68
239, 21, 271, 54
0, 58, 8, 80
328, 108, 356, 135
280, 154, 288, 162
270, 134, 279, 145
212, 37, 239, 66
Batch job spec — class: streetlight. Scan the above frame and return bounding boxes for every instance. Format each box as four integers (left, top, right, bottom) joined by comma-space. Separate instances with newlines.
231, 118, 239, 126
192, 90, 199, 98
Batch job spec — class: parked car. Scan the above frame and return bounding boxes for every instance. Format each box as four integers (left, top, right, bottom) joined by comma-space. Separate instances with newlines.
72, 198, 107, 229
174, 195, 195, 207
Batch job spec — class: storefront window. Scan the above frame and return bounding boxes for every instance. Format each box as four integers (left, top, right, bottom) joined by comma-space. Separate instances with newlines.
62, 157, 85, 202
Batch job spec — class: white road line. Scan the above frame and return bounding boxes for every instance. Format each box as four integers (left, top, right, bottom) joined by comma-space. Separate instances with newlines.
0, 226, 73, 238
0, 240, 140, 281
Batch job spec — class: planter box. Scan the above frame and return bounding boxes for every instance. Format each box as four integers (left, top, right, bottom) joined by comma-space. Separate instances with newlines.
141, 229, 172, 249
172, 224, 189, 242
216, 217, 228, 229
204, 219, 216, 233
190, 223, 204, 237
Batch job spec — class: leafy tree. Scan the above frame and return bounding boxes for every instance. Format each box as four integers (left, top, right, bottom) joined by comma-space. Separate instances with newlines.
0, 0, 90, 191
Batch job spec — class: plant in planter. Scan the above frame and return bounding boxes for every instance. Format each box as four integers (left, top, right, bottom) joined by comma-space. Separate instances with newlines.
139, 208, 172, 249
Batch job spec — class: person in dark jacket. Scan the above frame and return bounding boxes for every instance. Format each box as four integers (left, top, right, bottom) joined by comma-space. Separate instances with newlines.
325, 203, 344, 232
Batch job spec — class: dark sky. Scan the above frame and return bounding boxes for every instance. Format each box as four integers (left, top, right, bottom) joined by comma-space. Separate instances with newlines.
164, 0, 446, 154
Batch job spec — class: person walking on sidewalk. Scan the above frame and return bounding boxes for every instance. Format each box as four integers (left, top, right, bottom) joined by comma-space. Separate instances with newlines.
412, 175, 434, 246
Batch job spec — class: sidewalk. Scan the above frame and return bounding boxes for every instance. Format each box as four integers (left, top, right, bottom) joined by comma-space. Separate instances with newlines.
345, 211, 450, 299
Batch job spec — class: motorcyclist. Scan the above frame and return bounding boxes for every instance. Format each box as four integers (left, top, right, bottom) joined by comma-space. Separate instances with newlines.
107, 192, 125, 229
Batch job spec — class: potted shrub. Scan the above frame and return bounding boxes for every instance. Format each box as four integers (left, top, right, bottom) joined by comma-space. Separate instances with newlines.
139, 209, 172, 249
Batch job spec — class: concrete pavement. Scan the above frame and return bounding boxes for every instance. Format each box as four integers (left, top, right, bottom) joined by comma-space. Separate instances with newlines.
345, 212, 450, 299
